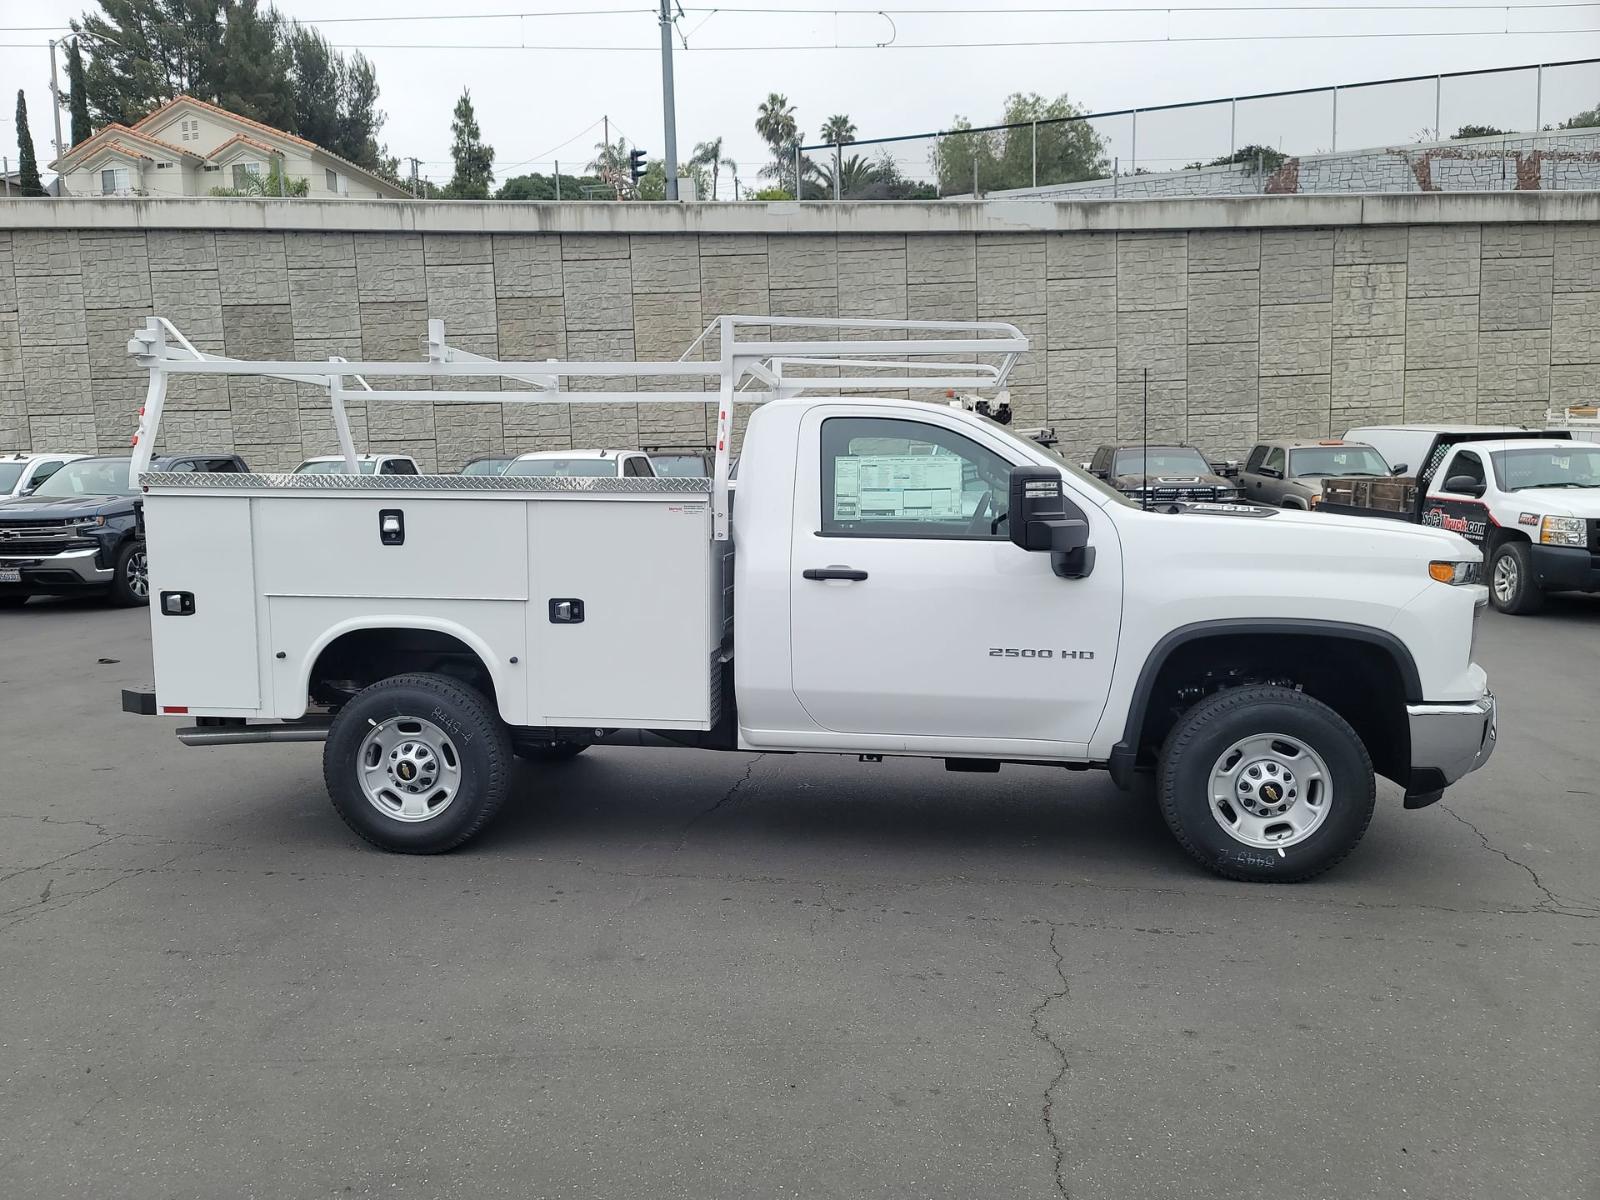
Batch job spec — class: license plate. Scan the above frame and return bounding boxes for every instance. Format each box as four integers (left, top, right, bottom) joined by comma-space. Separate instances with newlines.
0, 567, 20, 584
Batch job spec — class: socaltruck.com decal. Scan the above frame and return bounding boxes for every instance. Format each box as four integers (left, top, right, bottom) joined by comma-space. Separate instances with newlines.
1419, 498, 1490, 544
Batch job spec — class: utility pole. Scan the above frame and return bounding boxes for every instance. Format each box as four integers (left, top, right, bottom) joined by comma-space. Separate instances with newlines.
47, 39, 69, 195
658, 0, 680, 200
406, 156, 421, 198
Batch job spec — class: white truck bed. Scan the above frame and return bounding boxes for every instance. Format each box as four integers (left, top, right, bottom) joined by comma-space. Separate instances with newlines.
141, 471, 730, 730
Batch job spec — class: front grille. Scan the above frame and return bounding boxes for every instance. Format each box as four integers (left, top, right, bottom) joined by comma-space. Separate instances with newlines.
1588, 518, 1600, 554
0, 522, 96, 557
1150, 486, 1220, 502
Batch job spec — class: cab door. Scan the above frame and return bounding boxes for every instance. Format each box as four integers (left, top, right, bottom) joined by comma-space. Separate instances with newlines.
1423, 447, 1492, 545
786, 405, 1122, 748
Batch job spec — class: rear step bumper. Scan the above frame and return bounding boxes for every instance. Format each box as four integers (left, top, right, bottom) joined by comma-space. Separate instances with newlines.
176, 721, 331, 746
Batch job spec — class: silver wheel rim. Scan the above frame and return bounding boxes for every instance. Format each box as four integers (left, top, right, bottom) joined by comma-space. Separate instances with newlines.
357, 716, 462, 823
1492, 553, 1518, 606
127, 548, 148, 599
1209, 732, 1333, 849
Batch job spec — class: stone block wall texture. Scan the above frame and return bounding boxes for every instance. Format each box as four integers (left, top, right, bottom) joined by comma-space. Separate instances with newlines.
0, 215, 1595, 468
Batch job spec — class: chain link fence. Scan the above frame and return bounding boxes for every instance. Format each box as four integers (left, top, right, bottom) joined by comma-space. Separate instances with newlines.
793, 58, 1600, 199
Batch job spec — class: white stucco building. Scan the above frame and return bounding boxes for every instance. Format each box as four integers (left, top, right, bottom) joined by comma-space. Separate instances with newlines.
49, 95, 411, 200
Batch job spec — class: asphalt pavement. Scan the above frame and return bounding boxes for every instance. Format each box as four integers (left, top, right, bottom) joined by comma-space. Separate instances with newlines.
1, 595, 1596, 1200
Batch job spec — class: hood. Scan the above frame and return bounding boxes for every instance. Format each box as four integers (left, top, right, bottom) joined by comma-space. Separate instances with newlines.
0, 494, 134, 521
1257, 504, 1479, 557
1499, 487, 1600, 520
1112, 472, 1235, 490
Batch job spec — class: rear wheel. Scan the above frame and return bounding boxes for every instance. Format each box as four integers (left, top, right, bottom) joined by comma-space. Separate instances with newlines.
1157, 685, 1375, 883
323, 673, 512, 853
1489, 539, 1543, 615
108, 540, 149, 607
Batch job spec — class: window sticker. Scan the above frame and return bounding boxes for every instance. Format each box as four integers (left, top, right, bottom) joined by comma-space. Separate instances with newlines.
834, 454, 965, 522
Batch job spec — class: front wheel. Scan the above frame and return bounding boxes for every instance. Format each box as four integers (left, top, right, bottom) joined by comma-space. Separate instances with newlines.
1157, 685, 1375, 883
1489, 540, 1544, 615
108, 540, 149, 607
323, 673, 512, 853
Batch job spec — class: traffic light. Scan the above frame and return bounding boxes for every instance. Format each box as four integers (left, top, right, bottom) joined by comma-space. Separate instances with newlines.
628, 149, 648, 184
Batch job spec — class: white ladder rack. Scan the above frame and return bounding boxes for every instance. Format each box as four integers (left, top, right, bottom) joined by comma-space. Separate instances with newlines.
126, 313, 1029, 540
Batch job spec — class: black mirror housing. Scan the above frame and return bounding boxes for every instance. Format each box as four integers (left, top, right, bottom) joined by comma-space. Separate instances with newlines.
1390, 463, 1409, 476
1008, 466, 1094, 578
1443, 474, 1486, 497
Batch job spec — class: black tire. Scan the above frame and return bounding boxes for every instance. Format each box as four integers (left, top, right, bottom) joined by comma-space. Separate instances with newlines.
323, 672, 512, 854
0, 594, 28, 609
1157, 685, 1375, 884
514, 740, 590, 762
108, 540, 149, 607
1488, 539, 1544, 615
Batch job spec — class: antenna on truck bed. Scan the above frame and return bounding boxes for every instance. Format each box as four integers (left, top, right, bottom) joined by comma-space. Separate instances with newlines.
126, 313, 1030, 542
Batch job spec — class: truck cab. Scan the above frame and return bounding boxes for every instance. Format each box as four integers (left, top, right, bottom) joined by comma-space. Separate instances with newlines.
0, 452, 86, 500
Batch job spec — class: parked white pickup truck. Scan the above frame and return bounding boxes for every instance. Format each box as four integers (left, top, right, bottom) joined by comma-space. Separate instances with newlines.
119, 315, 1496, 883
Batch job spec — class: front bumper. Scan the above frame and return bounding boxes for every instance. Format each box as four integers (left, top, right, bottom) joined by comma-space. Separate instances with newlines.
1527, 544, 1600, 594
1404, 691, 1496, 807
0, 547, 115, 592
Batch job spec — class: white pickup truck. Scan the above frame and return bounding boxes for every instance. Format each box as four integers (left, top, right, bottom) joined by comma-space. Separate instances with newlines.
119, 315, 1496, 883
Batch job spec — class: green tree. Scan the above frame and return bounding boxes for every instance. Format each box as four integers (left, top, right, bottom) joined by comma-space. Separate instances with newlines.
755, 93, 803, 182
819, 114, 856, 145
75, 0, 227, 126
14, 90, 46, 196
495, 170, 611, 201
932, 92, 1106, 195
446, 88, 493, 198
288, 23, 340, 148
216, 0, 295, 132
1452, 124, 1506, 139
1558, 106, 1600, 129
332, 51, 384, 169
67, 38, 93, 146
690, 136, 737, 200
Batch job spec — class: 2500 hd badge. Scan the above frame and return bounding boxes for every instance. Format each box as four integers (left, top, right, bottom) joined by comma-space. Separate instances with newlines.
988, 648, 1096, 660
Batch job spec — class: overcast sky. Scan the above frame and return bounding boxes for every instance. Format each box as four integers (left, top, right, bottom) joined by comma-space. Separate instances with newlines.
4, 1, 1598, 195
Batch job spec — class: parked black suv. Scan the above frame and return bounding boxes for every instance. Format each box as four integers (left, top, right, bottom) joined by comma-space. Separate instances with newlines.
0, 453, 248, 607
1087, 443, 1241, 506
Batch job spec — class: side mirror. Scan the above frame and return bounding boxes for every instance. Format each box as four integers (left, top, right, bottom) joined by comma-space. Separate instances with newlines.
1443, 474, 1486, 498
1259, 466, 1282, 480
1008, 466, 1093, 579
1390, 463, 1409, 476
1210, 460, 1240, 478
19, 482, 39, 495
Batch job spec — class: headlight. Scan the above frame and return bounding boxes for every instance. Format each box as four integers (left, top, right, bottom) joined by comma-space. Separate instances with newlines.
1428, 560, 1482, 585
76, 516, 106, 531
1539, 515, 1585, 547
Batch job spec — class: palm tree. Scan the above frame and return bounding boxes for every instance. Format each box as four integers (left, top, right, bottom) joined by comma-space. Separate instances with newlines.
815, 153, 879, 198
690, 137, 738, 201
755, 93, 798, 153
820, 114, 857, 146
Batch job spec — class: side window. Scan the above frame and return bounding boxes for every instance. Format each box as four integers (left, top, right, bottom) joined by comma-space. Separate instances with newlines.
633, 455, 654, 477
1244, 445, 1268, 473
210, 458, 243, 474
166, 460, 197, 473
1263, 447, 1286, 476
1446, 451, 1486, 490
381, 459, 418, 476
30, 460, 64, 486
622, 456, 643, 477
1089, 446, 1109, 474
820, 416, 1013, 540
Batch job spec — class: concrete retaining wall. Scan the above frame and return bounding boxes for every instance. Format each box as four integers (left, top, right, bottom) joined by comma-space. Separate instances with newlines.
1, 195, 1596, 468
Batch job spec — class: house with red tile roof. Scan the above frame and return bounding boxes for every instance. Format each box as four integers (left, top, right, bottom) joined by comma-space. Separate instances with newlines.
48, 95, 411, 200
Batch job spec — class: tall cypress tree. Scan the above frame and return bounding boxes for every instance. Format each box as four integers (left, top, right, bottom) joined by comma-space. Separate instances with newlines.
446, 89, 493, 199
15, 90, 46, 196
67, 39, 92, 146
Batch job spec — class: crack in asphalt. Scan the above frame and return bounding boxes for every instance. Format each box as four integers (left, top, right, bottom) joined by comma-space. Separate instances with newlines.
676, 754, 764, 848
1029, 922, 1071, 1200
1439, 804, 1600, 919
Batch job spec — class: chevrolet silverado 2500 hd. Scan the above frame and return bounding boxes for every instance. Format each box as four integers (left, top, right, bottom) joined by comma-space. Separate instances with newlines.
118, 315, 1496, 883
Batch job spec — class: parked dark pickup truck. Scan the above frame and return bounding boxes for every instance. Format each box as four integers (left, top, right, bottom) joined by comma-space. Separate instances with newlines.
0, 453, 247, 607
1087, 443, 1241, 506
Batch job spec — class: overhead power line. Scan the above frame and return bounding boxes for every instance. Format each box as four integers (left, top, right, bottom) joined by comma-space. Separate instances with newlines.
196, 26, 1599, 52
